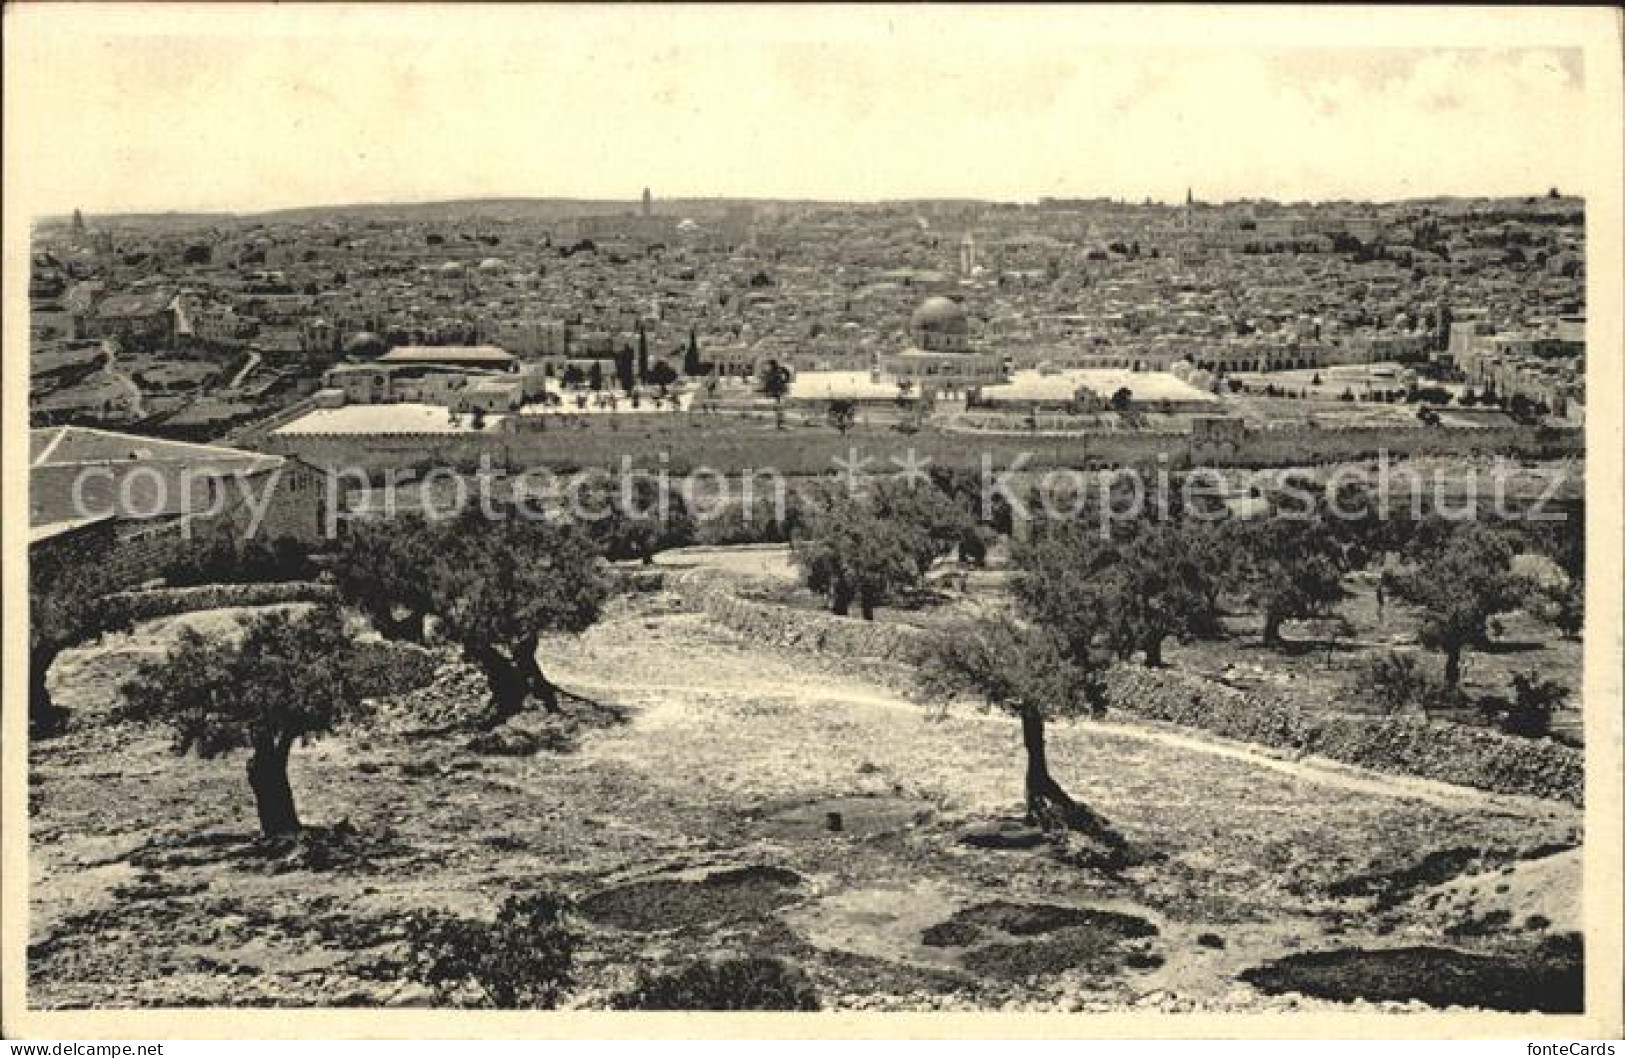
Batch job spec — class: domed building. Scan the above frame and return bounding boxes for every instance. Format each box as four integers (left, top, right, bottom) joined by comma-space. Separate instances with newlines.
343, 331, 387, 359
908, 296, 970, 351
879, 295, 1004, 397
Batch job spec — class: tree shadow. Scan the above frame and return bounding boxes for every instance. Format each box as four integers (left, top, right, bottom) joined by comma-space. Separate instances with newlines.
1478, 639, 1545, 656
890, 587, 957, 612
467, 689, 634, 757
125, 821, 413, 874
1233, 637, 1364, 658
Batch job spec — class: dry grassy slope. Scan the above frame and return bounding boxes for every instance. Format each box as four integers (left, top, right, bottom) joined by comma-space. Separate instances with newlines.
28, 595, 1581, 1012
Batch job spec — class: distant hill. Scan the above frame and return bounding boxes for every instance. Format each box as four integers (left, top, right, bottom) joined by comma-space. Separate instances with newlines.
41, 191, 1584, 228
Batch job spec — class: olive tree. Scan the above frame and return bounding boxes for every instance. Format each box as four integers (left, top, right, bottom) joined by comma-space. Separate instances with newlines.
429, 511, 609, 724
587, 476, 695, 566
916, 615, 1124, 848
335, 516, 442, 642
335, 510, 609, 725
1393, 523, 1522, 687
120, 606, 362, 837
870, 478, 979, 576
791, 492, 919, 619
1232, 517, 1349, 647
826, 399, 857, 436
1017, 521, 1218, 667
1356, 650, 1458, 719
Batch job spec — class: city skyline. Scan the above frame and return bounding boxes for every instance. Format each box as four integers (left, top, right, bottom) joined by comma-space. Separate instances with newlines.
7, 5, 1597, 216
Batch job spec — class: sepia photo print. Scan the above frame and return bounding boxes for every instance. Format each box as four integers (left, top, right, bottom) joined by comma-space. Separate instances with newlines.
4, 3, 1621, 1040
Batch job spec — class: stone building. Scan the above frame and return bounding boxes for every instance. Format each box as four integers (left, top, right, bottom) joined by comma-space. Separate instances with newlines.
29, 426, 329, 583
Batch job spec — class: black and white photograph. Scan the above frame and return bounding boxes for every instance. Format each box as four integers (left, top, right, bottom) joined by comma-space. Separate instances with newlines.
4, 3, 1621, 1041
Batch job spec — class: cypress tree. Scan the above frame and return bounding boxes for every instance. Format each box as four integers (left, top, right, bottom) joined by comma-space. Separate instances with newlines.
683, 327, 702, 375
615, 345, 635, 393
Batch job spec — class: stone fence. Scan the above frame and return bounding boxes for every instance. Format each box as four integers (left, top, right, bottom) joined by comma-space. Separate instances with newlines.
101, 581, 335, 627
1101, 664, 1581, 805
688, 582, 933, 664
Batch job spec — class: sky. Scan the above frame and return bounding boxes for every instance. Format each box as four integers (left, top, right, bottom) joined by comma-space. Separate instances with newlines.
5, 5, 1601, 216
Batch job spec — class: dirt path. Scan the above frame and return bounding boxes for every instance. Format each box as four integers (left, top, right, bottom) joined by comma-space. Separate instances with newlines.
226, 348, 262, 390
99, 339, 146, 418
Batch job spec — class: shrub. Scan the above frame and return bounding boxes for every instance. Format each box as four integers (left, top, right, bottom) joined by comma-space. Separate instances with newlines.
1357, 651, 1460, 718
404, 891, 577, 1008
1491, 672, 1568, 739
346, 640, 438, 699
610, 956, 821, 1011
164, 533, 315, 586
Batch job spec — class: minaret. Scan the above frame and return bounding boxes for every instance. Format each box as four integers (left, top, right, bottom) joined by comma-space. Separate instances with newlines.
959, 232, 976, 276
1184, 188, 1193, 230
72, 208, 86, 236
642, 187, 652, 218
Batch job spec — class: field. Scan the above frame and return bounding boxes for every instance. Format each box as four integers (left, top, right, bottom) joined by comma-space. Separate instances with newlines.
29, 570, 1583, 1012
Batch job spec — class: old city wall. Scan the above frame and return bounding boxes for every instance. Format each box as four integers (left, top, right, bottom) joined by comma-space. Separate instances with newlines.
257, 423, 1181, 474
259, 420, 1582, 476
222, 394, 320, 448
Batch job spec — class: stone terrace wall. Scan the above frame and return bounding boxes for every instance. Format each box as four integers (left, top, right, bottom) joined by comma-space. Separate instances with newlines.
101, 581, 335, 627
1103, 664, 1583, 806
689, 582, 932, 664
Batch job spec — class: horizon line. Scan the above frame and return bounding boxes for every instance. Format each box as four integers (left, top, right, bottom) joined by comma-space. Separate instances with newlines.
38, 189, 1587, 225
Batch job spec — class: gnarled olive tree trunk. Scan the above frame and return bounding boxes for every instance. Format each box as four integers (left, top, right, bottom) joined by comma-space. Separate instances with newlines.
246, 735, 301, 837
1262, 610, 1285, 647
469, 636, 560, 726
1018, 704, 1124, 851
30, 644, 66, 738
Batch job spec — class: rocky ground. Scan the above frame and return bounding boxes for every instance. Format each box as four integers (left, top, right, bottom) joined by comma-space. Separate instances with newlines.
28, 579, 1584, 1013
